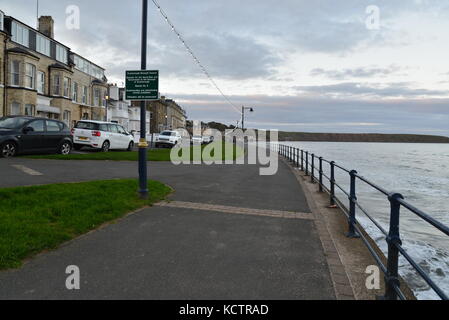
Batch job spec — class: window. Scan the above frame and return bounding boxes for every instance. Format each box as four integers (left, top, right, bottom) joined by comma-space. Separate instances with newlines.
11, 22, 29, 47
24, 104, 35, 116
53, 74, 61, 95
36, 35, 50, 56
56, 45, 68, 64
10, 61, 20, 86
24, 63, 36, 89
37, 71, 45, 94
82, 113, 89, 120
63, 77, 70, 97
46, 120, 61, 132
117, 126, 127, 135
63, 111, 71, 126
72, 82, 78, 102
109, 124, 119, 133
11, 102, 20, 115
94, 88, 101, 106
0, 11, 4, 31
28, 120, 45, 132
82, 86, 88, 104
75, 122, 99, 130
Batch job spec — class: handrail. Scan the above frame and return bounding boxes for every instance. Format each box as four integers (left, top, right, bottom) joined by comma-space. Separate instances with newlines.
275, 143, 449, 300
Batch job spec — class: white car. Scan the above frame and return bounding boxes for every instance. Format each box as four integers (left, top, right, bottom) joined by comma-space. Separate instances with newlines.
191, 135, 203, 145
72, 120, 134, 152
202, 136, 214, 144
155, 130, 182, 148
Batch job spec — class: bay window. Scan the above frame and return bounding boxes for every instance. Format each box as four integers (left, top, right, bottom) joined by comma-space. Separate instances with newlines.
10, 60, 20, 86
24, 63, 36, 89
37, 71, 45, 94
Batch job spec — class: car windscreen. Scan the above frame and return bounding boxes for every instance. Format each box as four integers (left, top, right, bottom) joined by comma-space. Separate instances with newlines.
161, 132, 175, 136
0, 117, 30, 129
75, 122, 100, 130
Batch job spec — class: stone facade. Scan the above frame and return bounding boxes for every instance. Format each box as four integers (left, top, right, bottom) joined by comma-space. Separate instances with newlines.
131, 97, 187, 134
1, 13, 107, 127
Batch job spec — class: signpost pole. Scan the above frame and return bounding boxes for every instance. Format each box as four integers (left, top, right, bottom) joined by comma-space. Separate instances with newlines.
138, 0, 149, 199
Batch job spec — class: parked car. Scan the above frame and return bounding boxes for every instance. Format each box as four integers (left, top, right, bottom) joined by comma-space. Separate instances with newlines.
0, 116, 73, 158
202, 136, 214, 144
155, 130, 182, 148
191, 135, 203, 145
72, 120, 134, 152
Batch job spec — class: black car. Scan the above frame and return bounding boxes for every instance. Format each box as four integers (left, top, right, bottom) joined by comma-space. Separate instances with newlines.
0, 116, 73, 158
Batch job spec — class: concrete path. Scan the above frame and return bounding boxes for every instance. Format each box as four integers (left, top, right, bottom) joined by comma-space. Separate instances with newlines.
0, 158, 335, 299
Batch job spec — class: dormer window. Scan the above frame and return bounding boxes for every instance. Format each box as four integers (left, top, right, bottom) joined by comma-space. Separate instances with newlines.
11, 21, 29, 47
36, 35, 51, 56
56, 45, 68, 64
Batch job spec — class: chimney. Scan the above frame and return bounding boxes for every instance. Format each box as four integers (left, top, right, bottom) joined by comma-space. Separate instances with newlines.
38, 16, 54, 39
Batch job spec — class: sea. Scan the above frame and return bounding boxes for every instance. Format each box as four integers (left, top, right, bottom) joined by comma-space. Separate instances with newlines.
280, 142, 449, 300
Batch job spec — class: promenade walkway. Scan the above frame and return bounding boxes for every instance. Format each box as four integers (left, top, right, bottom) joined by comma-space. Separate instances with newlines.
0, 158, 338, 299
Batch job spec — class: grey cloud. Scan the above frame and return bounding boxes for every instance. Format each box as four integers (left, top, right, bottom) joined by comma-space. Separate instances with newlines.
294, 82, 448, 98
310, 66, 403, 80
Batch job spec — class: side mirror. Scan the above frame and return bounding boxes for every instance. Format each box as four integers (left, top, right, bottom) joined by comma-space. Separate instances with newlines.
23, 127, 34, 134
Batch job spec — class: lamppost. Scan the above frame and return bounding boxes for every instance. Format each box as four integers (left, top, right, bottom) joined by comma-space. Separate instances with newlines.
241, 106, 254, 131
138, 0, 149, 199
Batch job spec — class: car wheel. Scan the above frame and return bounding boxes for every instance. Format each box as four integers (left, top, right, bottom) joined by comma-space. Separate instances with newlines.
59, 142, 72, 155
127, 141, 134, 151
102, 141, 110, 152
1, 141, 17, 158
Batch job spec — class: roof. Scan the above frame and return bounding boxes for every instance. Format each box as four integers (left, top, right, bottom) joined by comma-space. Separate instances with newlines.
7, 47, 40, 60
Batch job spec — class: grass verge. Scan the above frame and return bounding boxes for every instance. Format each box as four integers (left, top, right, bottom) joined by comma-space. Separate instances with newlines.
23, 142, 244, 162
0, 179, 171, 270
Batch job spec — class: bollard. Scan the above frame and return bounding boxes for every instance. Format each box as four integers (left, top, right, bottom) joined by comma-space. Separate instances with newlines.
383, 193, 404, 300
305, 152, 309, 176
346, 170, 359, 238
319, 157, 323, 192
311, 154, 315, 183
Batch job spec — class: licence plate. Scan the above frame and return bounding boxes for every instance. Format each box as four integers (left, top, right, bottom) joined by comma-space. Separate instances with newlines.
78, 137, 88, 141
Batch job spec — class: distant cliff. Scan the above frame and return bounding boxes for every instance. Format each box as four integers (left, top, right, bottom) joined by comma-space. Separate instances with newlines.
276, 132, 449, 143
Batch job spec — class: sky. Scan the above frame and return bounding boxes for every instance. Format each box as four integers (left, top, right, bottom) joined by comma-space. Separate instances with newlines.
1, 0, 449, 136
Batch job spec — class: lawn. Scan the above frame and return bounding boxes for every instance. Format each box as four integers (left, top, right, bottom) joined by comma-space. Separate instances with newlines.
24, 142, 244, 162
0, 179, 171, 270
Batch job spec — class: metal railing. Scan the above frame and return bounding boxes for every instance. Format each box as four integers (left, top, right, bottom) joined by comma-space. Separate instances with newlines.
272, 143, 449, 300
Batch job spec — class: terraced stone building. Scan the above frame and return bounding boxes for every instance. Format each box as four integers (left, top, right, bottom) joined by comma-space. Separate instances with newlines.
0, 11, 108, 127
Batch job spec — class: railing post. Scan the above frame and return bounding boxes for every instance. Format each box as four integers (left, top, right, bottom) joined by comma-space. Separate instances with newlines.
305, 151, 309, 176
311, 154, 315, 183
319, 157, 323, 192
330, 161, 336, 207
301, 150, 304, 171
346, 170, 359, 238
289, 146, 292, 162
296, 148, 300, 167
383, 192, 404, 300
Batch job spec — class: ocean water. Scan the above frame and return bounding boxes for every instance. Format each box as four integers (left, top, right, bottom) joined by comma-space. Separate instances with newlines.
280, 142, 449, 300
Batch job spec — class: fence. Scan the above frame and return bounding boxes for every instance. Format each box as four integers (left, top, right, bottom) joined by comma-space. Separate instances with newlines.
273, 143, 449, 300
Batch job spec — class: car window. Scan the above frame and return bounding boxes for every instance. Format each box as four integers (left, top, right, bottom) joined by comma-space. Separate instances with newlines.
46, 120, 61, 132
109, 124, 119, 133
99, 124, 109, 132
0, 117, 30, 129
117, 126, 126, 134
75, 122, 99, 130
28, 120, 45, 133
